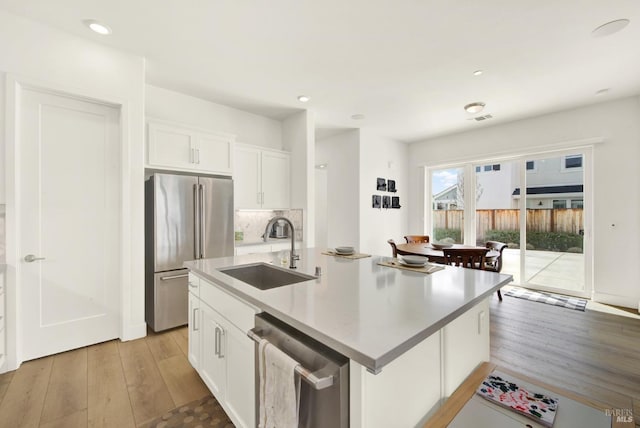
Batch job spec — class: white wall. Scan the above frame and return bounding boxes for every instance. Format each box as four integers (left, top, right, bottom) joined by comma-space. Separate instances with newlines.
476, 164, 515, 209
0, 9, 146, 368
316, 130, 360, 249
314, 169, 328, 249
409, 96, 640, 308
282, 110, 315, 247
146, 85, 283, 149
359, 130, 409, 256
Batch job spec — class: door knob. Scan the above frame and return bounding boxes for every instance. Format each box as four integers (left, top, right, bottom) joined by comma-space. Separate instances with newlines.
24, 254, 46, 263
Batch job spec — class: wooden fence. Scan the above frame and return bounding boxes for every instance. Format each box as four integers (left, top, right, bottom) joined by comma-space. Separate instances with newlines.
434, 208, 584, 241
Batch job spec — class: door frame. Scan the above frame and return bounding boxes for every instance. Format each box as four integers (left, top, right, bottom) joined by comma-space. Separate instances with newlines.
423, 142, 597, 300
4, 74, 133, 371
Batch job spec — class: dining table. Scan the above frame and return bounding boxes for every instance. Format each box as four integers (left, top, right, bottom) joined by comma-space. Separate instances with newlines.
395, 243, 500, 264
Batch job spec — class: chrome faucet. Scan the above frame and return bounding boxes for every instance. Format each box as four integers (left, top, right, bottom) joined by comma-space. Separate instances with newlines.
264, 216, 299, 269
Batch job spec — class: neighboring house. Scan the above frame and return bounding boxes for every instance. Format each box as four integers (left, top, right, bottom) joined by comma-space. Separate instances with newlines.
433, 154, 584, 210
432, 185, 458, 210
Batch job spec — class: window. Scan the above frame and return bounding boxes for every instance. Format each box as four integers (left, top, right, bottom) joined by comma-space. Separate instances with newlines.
564, 155, 582, 169
492, 164, 501, 171
571, 199, 583, 209
526, 161, 535, 170
553, 200, 567, 209
475, 166, 481, 173
484, 165, 492, 172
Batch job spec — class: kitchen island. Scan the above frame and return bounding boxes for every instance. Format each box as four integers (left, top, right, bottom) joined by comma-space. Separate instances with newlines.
184, 248, 512, 428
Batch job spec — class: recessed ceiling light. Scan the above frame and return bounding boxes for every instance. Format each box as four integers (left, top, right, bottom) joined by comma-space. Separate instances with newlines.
473, 70, 483, 76
464, 102, 486, 114
595, 88, 610, 96
351, 114, 365, 120
84, 19, 112, 35
297, 95, 310, 103
592, 19, 630, 37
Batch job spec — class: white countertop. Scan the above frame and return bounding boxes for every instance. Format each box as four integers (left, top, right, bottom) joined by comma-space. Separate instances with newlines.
184, 248, 512, 373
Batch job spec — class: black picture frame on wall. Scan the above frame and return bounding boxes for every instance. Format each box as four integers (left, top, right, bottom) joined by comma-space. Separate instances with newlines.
376, 178, 387, 191
372, 195, 381, 208
392, 196, 401, 209
388, 179, 397, 193
382, 196, 391, 208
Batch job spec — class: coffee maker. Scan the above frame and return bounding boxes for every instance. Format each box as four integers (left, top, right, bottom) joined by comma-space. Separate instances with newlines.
269, 218, 290, 239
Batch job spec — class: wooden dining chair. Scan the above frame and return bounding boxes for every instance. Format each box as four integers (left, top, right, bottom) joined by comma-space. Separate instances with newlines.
404, 235, 430, 244
485, 241, 508, 301
442, 248, 489, 270
388, 239, 398, 257
388, 239, 414, 258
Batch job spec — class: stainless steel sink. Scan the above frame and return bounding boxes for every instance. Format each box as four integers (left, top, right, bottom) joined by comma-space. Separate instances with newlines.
219, 263, 316, 290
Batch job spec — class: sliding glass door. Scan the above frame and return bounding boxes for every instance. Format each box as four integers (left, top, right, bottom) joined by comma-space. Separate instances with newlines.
522, 153, 587, 295
427, 148, 591, 298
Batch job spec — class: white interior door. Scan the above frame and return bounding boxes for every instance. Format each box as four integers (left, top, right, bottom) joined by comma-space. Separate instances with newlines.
18, 86, 121, 361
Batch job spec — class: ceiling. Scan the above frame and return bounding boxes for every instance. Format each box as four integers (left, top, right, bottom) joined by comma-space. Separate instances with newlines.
2, 0, 640, 142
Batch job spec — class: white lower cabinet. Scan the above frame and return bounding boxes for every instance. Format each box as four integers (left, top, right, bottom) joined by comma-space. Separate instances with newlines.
188, 292, 200, 370
189, 273, 258, 428
200, 302, 227, 399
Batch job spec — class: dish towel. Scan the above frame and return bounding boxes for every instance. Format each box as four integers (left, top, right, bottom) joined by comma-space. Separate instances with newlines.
258, 339, 301, 428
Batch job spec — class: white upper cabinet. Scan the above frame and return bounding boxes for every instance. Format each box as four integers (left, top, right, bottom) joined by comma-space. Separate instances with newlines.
147, 118, 235, 175
234, 144, 290, 209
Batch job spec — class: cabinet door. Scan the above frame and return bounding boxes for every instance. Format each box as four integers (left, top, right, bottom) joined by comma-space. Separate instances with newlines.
196, 132, 234, 176
442, 297, 490, 396
147, 121, 196, 170
188, 292, 200, 370
261, 151, 290, 209
199, 303, 226, 400
224, 324, 256, 428
234, 146, 262, 209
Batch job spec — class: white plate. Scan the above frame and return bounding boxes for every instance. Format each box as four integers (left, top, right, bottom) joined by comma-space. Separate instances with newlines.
401, 255, 428, 264
399, 259, 426, 267
335, 246, 355, 255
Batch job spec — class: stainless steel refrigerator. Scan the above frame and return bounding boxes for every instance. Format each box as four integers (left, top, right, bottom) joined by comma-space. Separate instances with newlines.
145, 173, 234, 332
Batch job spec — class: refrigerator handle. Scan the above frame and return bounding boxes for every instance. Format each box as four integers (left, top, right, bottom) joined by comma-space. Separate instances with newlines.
194, 183, 200, 259
200, 183, 206, 258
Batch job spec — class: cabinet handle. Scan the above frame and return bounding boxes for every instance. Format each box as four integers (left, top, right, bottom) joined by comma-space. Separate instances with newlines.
196, 148, 200, 164
214, 326, 220, 356
218, 327, 225, 358
261, 192, 265, 205
192, 308, 199, 331
190, 147, 194, 163
188, 282, 198, 289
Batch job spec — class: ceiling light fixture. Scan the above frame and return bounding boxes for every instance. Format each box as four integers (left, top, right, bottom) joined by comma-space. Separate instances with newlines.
84, 19, 112, 35
592, 19, 630, 37
351, 114, 365, 120
464, 102, 486, 114
473, 70, 483, 76
297, 95, 310, 103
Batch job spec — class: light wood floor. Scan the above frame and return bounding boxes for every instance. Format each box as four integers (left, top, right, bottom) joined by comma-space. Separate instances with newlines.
491, 295, 640, 427
0, 327, 209, 428
1, 299, 639, 427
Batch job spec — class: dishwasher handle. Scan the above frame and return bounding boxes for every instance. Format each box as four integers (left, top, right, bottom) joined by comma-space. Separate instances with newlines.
247, 328, 334, 391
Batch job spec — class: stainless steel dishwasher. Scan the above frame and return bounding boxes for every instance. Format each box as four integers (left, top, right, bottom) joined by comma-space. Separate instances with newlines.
248, 313, 349, 428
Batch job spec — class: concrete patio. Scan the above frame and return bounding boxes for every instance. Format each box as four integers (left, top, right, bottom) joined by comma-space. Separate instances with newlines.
499, 248, 585, 293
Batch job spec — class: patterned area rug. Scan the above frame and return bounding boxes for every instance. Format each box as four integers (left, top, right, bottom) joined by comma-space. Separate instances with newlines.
505, 288, 587, 311
139, 395, 234, 428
